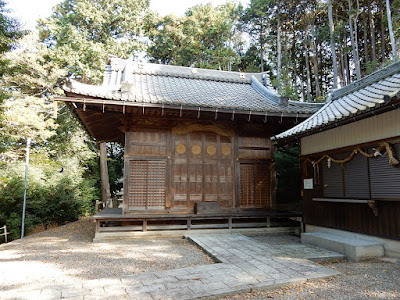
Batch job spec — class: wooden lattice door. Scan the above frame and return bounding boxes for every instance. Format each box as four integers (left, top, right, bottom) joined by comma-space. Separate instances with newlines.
239, 163, 271, 207
128, 160, 166, 210
237, 135, 273, 208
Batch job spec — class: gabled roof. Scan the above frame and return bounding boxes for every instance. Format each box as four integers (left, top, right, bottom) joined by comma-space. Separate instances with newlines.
62, 58, 322, 116
273, 61, 400, 143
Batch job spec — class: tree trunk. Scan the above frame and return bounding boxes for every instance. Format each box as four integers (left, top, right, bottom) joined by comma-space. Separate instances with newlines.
260, 27, 264, 72
386, 0, 397, 60
100, 142, 111, 205
328, 0, 338, 89
338, 46, 346, 86
344, 51, 351, 84
300, 69, 306, 102
369, 0, 377, 62
292, 37, 298, 93
381, 1, 386, 62
337, 11, 347, 86
304, 42, 312, 102
277, 5, 282, 79
349, 0, 362, 80
363, 5, 369, 64
299, 47, 306, 102
342, 23, 351, 85
312, 40, 321, 101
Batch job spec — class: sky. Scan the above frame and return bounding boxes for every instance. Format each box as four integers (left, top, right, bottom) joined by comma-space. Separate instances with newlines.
7, 0, 250, 31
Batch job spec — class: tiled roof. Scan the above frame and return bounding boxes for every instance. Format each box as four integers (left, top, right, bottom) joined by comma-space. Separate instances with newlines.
273, 61, 400, 142
63, 58, 322, 115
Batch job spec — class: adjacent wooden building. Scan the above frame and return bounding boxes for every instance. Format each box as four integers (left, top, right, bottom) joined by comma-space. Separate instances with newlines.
274, 61, 400, 257
57, 58, 321, 224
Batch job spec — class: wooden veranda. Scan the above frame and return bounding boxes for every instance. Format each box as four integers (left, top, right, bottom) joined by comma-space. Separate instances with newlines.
93, 208, 302, 234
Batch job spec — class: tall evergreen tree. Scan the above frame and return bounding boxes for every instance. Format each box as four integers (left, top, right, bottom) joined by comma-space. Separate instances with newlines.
147, 2, 242, 70
241, 0, 275, 73
0, 0, 25, 101
38, 0, 150, 83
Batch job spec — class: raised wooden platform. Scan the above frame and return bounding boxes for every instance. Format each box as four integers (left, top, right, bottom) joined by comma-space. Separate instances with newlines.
93, 208, 302, 233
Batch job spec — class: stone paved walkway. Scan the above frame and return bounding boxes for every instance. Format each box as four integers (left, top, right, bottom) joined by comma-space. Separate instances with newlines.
0, 234, 342, 299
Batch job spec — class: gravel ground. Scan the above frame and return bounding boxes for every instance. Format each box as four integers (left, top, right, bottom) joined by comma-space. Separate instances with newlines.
0, 218, 213, 282
1, 221, 399, 300
212, 234, 400, 300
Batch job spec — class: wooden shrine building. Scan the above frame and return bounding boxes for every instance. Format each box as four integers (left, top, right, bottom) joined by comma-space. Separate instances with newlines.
57, 58, 321, 234
274, 61, 400, 259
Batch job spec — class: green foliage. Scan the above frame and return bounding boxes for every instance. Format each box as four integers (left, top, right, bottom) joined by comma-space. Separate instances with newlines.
236, 44, 268, 72
38, 0, 150, 83
147, 2, 242, 70
274, 145, 301, 207
0, 34, 65, 159
271, 70, 300, 101
0, 0, 25, 58
0, 0, 26, 102
0, 162, 96, 240
0, 35, 99, 242
106, 142, 124, 197
241, 0, 274, 45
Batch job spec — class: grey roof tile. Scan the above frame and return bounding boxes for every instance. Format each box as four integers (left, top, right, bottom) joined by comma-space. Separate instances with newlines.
273, 61, 400, 142
63, 58, 322, 115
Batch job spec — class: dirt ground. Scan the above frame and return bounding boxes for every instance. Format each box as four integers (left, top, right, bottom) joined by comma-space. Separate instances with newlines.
1, 219, 399, 299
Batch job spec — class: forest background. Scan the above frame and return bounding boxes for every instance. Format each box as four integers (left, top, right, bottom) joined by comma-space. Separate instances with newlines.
1, 0, 399, 241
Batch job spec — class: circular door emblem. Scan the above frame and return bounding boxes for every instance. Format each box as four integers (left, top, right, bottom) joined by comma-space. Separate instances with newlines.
191, 144, 201, 155
207, 145, 217, 156
221, 145, 231, 156
176, 143, 186, 155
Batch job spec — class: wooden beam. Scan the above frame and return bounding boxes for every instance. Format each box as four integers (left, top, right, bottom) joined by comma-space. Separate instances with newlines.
100, 143, 111, 205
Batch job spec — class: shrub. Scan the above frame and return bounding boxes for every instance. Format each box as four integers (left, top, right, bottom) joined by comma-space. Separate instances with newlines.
0, 161, 97, 241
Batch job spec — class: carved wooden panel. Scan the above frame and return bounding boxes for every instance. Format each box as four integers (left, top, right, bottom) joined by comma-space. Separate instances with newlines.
173, 134, 188, 207
219, 162, 234, 207
204, 133, 218, 202
189, 132, 203, 205
172, 131, 233, 209
239, 163, 271, 207
128, 160, 166, 210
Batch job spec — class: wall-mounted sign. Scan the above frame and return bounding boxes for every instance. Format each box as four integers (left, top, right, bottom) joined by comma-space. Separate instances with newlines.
304, 178, 314, 190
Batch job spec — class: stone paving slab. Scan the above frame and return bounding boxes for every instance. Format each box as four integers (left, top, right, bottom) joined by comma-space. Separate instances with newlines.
0, 233, 341, 300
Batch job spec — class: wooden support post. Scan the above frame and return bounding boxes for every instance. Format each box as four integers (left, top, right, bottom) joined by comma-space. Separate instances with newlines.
266, 216, 271, 228
95, 221, 100, 233
100, 142, 111, 206
228, 217, 233, 230
187, 218, 191, 231
142, 220, 147, 232
4, 225, 7, 243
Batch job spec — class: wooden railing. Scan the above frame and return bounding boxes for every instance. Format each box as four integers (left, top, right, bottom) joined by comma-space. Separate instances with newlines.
0, 225, 9, 243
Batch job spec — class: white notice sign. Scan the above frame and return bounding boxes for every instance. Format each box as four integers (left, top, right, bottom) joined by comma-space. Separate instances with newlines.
303, 179, 313, 190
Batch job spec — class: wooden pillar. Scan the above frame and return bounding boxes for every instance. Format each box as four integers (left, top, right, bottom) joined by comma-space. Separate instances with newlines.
95, 220, 100, 233
143, 220, 147, 232
100, 142, 111, 205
